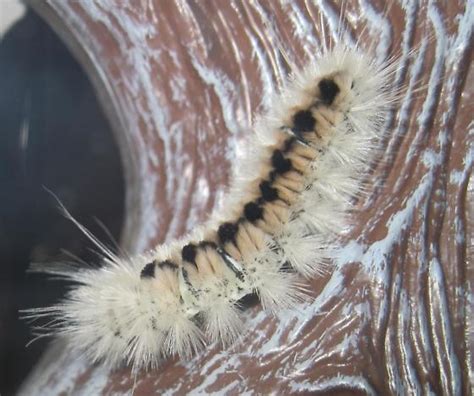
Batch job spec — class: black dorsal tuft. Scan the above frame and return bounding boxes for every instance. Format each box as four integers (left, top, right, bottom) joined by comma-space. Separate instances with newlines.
218, 222, 239, 244
140, 262, 156, 278
244, 202, 263, 222
158, 260, 178, 271
292, 110, 316, 134
181, 244, 197, 263
319, 78, 340, 105
259, 180, 278, 201
271, 150, 292, 174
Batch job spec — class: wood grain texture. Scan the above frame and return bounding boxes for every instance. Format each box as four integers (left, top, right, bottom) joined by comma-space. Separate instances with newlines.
20, 1, 472, 395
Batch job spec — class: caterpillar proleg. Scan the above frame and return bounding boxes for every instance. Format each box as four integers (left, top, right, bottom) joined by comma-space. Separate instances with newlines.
25, 41, 400, 372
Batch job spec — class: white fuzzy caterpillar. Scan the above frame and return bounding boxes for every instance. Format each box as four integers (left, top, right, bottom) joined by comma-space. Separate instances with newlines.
25, 43, 398, 371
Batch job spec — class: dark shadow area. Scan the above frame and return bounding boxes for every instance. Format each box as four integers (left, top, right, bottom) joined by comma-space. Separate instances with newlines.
0, 9, 125, 395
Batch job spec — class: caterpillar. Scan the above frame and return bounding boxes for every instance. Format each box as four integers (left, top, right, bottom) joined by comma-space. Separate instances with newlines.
25, 42, 398, 372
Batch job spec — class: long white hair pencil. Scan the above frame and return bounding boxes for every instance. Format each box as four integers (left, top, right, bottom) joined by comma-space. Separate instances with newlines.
20, 1, 473, 395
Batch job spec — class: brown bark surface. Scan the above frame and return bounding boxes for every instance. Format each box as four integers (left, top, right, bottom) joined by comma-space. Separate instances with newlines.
21, 1, 472, 395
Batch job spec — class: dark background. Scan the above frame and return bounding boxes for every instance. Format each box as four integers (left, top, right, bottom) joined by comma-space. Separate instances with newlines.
0, 8, 125, 395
